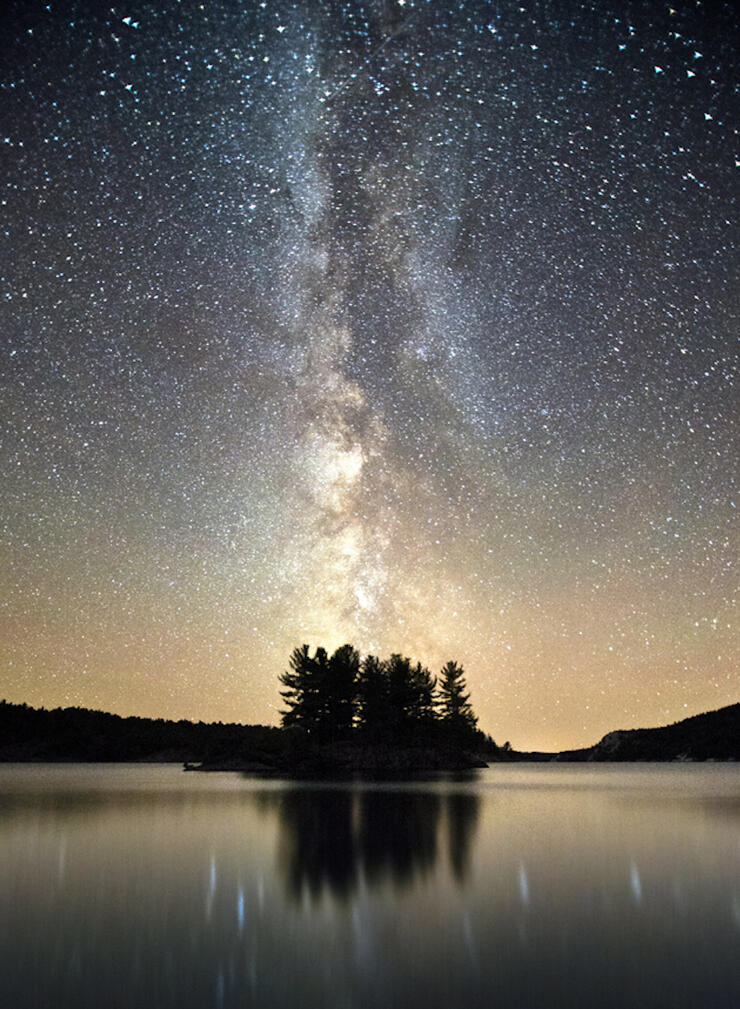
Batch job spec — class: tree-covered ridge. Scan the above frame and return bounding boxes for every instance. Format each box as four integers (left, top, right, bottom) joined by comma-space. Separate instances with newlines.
0, 698, 283, 764
279, 644, 479, 743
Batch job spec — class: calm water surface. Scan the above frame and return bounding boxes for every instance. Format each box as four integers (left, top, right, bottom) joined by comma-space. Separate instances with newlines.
0, 763, 738, 1008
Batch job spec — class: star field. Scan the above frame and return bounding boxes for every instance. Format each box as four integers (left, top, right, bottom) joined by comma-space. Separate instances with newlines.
1, 0, 737, 750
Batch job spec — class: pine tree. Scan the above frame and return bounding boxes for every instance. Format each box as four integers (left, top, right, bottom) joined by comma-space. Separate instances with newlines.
385, 654, 437, 733
356, 654, 389, 734
324, 644, 359, 740
279, 645, 327, 734
408, 662, 437, 726
385, 654, 416, 731
279, 644, 480, 745
279, 644, 358, 740
437, 660, 477, 736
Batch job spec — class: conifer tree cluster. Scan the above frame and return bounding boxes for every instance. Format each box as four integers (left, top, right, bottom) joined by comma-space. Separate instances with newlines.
279, 644, 479, 743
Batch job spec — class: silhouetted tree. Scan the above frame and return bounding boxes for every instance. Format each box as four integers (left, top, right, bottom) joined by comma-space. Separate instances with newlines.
385, 654, 437, 733
279, 644, 358, 740
278, 643, 484, 747
409, 662, 437, 726
386, 653, 416, 731
437, 660, 477, 736
279, 644, 327, 735
355, 654, 390, 734
324, 644, 359, 741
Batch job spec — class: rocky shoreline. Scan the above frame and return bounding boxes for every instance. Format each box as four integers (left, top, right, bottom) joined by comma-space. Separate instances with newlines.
185, 741, 489, 776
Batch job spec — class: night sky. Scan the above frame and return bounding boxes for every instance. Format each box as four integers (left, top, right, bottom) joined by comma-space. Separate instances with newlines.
1, 0, 737, 750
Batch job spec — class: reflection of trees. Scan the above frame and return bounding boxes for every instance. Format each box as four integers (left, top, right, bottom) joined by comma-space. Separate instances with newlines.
276, 790, 357, 901
359, 791, 441, 887
447, 791, 480, 881
269, 786, 480, 902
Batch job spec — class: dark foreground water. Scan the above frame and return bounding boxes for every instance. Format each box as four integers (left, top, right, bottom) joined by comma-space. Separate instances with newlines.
0, 764, 738, 1009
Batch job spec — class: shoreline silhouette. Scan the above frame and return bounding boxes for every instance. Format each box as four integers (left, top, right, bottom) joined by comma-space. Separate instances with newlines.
1, 698, 737, 768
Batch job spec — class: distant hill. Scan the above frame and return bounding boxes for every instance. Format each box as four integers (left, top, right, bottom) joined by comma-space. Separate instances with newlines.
0, 699, 283, 766
553, 703, 739, 762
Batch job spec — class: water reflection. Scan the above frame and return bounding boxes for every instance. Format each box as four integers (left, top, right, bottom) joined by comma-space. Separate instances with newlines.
263, 785, 479, 901
447, 791, 480, 880
274, 789, 358, 900
0, 765, 737, 1009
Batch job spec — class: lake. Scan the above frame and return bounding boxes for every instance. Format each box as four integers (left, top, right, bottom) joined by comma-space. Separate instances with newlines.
0, 764, 738, 1008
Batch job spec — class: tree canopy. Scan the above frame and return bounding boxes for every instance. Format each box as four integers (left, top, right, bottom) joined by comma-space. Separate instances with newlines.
279, 644, 480, 744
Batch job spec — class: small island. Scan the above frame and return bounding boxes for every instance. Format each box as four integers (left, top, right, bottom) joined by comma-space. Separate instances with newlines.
182, 644, 492, 774
261, 643, 492, 774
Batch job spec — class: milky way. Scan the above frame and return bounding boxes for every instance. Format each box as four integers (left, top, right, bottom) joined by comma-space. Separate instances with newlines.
1, 0, 737, 749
